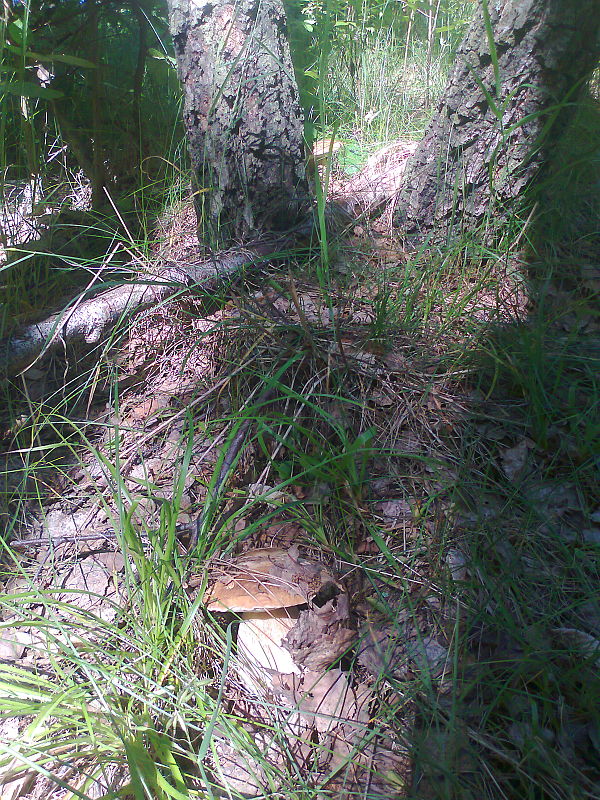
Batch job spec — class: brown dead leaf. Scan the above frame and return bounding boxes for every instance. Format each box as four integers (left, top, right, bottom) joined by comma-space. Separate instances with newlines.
406, 635, 448, 677
427, 391, 444, 411
55, 557, 116, 619
351, 309, 374, 324
300, 295, 331, 326
296, 668, 371, 734
526, 481, 580, 517
296, 670, 386, 784
581, 263, 600, 294
258, 519, 306, 548
125, 394, 169, 423
357, 623, 410, 678
372, 236, 402, 264
383, 350, 409, 372
371, 388, 395, 407
374, 498, 412, 529
446, 547, 468, 583
356, 536, 379, 554
128, 456, 164, 483
283, 594, 356, 670
94, 551, 126, 575
0, 629, 34, 661
500, 438, 531, 482
271, 664, 412, 797
552, 627, 600, 666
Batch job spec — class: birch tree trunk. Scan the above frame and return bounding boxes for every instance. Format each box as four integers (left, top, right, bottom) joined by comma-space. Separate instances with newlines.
167, 0, 309, 247
395, 0, 600, 242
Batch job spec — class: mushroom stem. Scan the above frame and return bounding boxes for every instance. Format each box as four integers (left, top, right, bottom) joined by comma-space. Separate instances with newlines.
237, 608, 302, 694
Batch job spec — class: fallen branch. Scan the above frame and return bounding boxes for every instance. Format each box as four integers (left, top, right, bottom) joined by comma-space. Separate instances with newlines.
0, 238, 285, 377
1, 143, 419, 378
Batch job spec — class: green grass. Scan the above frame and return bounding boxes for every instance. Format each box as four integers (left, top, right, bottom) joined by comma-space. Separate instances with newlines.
2, 201, 599, 799
324, 34, 456, 148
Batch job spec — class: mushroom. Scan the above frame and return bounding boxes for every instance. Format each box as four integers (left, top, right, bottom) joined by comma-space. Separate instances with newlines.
205, 547, 338, 694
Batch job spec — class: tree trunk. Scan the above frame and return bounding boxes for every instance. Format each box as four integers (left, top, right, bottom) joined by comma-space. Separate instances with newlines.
395, 0, 600, 241
167, 0, 309, 247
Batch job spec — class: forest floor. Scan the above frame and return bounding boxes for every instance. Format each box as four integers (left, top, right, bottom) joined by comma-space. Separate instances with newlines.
0, 156, 599, 799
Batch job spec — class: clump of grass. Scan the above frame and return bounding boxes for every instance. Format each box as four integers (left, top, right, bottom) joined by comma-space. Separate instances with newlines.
3, 198, 599, 798
326, 35, 450, 147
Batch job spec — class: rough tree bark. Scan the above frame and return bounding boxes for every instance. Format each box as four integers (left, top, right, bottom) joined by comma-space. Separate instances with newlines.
395, 0, 600, 241
167, 0, 310, 247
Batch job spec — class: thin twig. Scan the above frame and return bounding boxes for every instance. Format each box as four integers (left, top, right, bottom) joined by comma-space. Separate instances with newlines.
9, 530, 149, 547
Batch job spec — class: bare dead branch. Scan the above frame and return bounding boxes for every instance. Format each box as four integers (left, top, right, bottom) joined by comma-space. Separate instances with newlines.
0, 238, 284, 377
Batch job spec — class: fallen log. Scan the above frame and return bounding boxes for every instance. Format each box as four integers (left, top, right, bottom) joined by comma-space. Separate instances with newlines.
0, 238, 285, 377
1, 142, 419, 378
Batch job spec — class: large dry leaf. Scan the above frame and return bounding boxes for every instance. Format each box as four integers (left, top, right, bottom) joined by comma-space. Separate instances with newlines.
53, 557, 119, 622
283, 594, 356, 670
374, 498, 413, 529
0, 629, 41, 661
292, 669, 412, 795
446, 547, 468, 582
500, 439, 530, 482
295, 668, 371, 734
552, 627, 600, 666
357, 624, 410, 678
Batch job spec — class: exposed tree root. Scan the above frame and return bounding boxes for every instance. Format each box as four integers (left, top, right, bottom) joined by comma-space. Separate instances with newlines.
0, 238, 287, 377
1, 141, 419, 378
